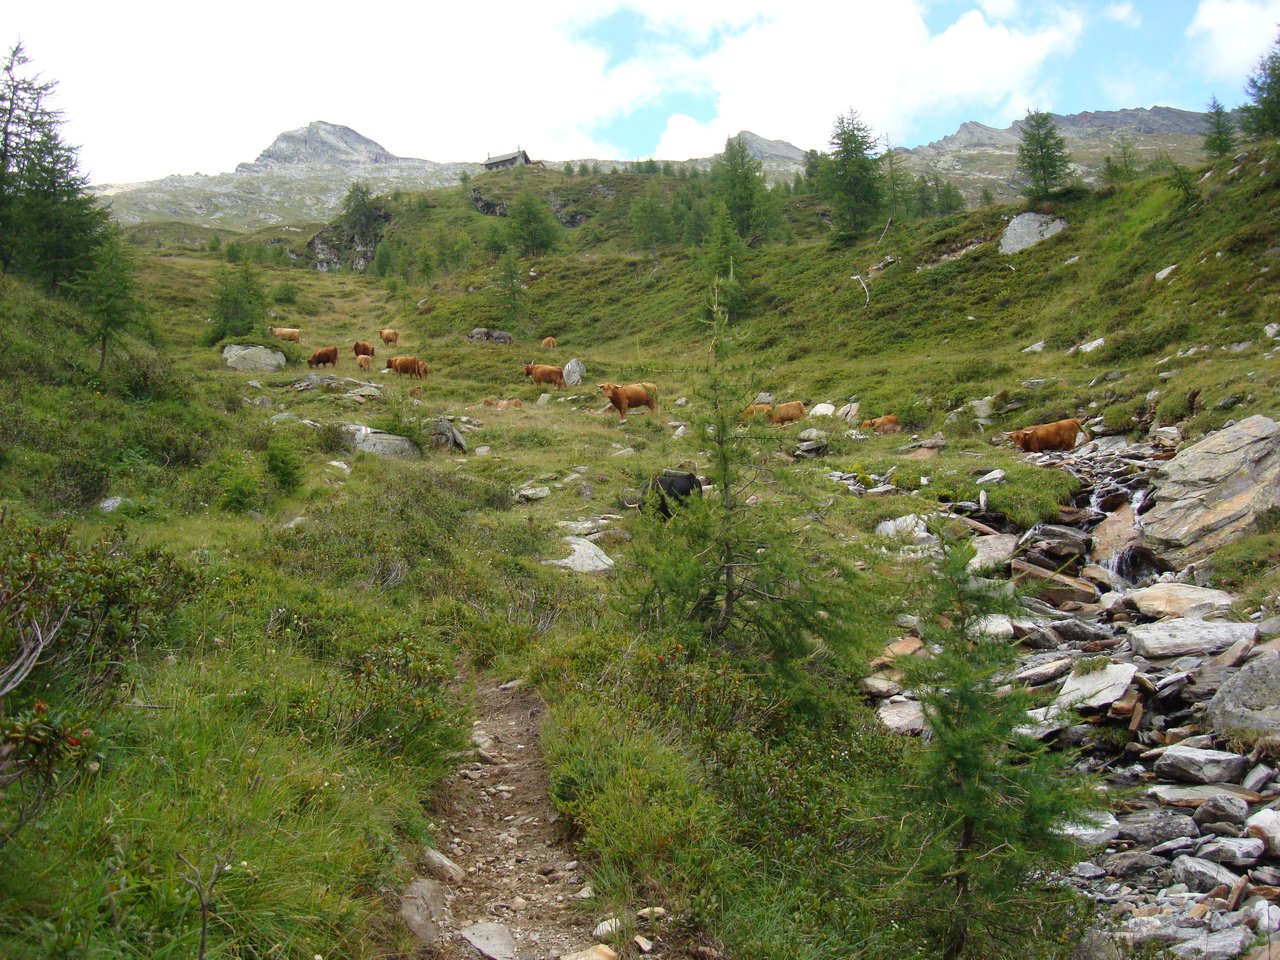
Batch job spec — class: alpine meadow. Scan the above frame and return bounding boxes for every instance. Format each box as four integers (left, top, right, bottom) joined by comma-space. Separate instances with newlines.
5, 30, 1280, 960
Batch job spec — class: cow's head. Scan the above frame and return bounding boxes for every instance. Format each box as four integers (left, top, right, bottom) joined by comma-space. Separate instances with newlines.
598, 383, 619, 398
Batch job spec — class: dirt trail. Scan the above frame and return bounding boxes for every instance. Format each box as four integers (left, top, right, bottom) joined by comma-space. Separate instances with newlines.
419, 677, 603, 959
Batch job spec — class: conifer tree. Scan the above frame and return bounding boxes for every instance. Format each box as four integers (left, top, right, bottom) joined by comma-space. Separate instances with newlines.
710, 135, 777, 242
1016, 109, 1072, 202
817, 110, 882, 241
1241, 31, 1280, 138
1204, 96, 1237, 157
896, 528, 1092, 960
508, 192, 558, 257
71, 230, 144, 374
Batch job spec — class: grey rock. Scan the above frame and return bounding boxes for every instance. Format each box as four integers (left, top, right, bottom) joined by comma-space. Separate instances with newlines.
1196, 837, 1264, 865
967, 534, 1020, 573
875, 514, 935, 545
808, 402, 836, 417
221, 344, 286, 372
1125, 620, 1257, 659
1143, 415, 1280, 565
999, 212, 1067, 254
1170, 855, 1240, 892
1070, 929, 1122, 960
1116, 810, 1199, 846
1167, 927, 1256, 959
458, 921, 517, 960
1154, 744, 1248, 785
341, 424, 421, 458
752, 391, 773, 405
544, 537, 614, 573
1059, 810, 1121, 847
1126, 583, 1237, 620
1054, 662, 1137, 712
98, 496, 132, 513
516, 486, 550, 502
1207, 652, 1280, 746
1242, 763, 1275, 792
1072, 861, 1106, 880
422, 846, 466, 884
1103, 851, 1167, 876
1247, 807, 1280, 856
563, 358, 585, 386
1192, 795, 1249, 827
400, 877, 446, 944
877, 699, 925, 735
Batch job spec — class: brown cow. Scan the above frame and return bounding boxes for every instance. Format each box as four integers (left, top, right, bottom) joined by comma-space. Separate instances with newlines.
482, 398, 524, 409
268, 326, 302, 343
1009, 418, 1088, 453
861, 414, 901, 435
408, 385, 423, 399
767, 401, 806, 425
541, 336, 557, 349
386, 355, 427, 379
355, 354, 371, 372
378, 328, 399, 346
598, 382, 658, 419
307, 346, 339, 368
353, 341, 375, 358
741, 403, 774, 419
523, 363, 566, 389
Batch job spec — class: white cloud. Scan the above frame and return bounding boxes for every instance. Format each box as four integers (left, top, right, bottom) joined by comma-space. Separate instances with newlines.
978, 0, 1020, 20
1187, 0, 1280, 82
1102, 3, 1141, 27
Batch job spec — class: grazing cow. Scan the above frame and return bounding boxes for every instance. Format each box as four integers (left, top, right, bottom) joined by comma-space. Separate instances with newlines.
307, 346, 339, 368
408, 385, 423, 399
741, 403, 777, 420
356, 354, 371, 372
268, 326, 302, 343
861, 414, 901, 435
1009, 418, 1088, 453
353, 341, 375, 358
541, 336, 557, 349
767, 401, 806, 425
598, 382, 658, 419
523, 363, 566, 389
640, 472, 703, 519
482, 398, 524, 409
386, 355, 427, 379
379, 328, 399, 347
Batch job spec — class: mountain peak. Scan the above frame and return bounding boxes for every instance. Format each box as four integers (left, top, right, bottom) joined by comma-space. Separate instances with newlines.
236, 121, 398, 173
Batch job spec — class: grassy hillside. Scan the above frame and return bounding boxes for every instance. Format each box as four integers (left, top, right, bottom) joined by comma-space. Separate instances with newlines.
2, 141, 1278, 959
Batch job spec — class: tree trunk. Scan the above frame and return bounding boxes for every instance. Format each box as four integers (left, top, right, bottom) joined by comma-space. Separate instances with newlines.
941, 815, 975, 960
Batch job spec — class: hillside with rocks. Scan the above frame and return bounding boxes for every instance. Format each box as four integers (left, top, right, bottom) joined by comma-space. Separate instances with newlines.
6, 116, 1280, 960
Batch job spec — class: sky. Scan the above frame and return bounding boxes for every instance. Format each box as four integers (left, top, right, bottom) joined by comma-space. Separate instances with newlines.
8, 0, 1280, 185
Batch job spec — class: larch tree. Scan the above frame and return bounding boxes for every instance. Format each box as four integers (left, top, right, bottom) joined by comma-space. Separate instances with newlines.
1203, 96, 1237, 157
1241, 30, 1280, 138
1015, 109, 1072, 202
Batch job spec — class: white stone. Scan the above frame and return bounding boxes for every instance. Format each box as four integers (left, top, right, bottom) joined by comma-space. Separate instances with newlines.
516, 486, 551, 502
1247, 808, 1280, 856
592, 918, 622, 940
1154, 744, 1247, 785
1155, 264, 1178, 282
875, 514, 935, 544
999, 212, 1066, 254
966, 534, 1020, 573
544, 537, 614, 574
976, 469, 1005, 485
1127, 583, 1237, 620
422, 847, 466, 884
836, 401, 860, 422
1125, 620, 1257, 659
1058, 811, 1121, 847
98, 496, 130, 512
1266, 322, 1280, 339
808, 403, 836, 417
458, 921, 517, 960
1022, 340, 1046, 353
1170, 855, 1240, 892
877, 699, 925, 735
1078, 337, 1106, 353
1196, 837, 1264, 866
563, 358, 585, 386
221, 344, 286, 372
1054, 662, 1136, 712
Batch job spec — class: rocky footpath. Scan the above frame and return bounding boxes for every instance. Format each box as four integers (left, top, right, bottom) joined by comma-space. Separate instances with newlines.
863, 416, 1280, 959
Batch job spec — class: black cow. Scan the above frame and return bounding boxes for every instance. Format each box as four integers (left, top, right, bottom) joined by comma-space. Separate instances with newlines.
640, 472, 703, 519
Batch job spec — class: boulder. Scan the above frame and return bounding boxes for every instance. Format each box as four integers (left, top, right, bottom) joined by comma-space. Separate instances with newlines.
1196, 837, 1264, 865
1154, 744, 1248, 785
1206, 652, 1280, 747
1102, 851, 1166, 876
999, 212, 1067, 254
1192, 795, 1249, 827
459, 921, 516, 960
1115, 809, 1199, 846
967, 534, 1020, 572
563, 358, 585, 386
808, 402, 836, 417
422, 847, 465, 883
1125, 620, 1257, 659
1127, 583, 1237, 620
544, 537, 614, 574
1011, 559, 1098, 605
1171, 854, 1241, 892
1142, 415, 1280, 565
221, 344, 286, 372
1168, 927, 1257, 960
875, 514, 935, 545
878, 699, 925, 735
1055, 661, 1137, 712
1059, 810, 1121, 847
400, 877, 446, 944
341, 424, 421, 458
1247, 807, 1280, 856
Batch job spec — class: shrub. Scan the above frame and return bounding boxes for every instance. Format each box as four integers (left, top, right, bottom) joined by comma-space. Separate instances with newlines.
1155, 391, 1193, 425
264, 436, 303, 493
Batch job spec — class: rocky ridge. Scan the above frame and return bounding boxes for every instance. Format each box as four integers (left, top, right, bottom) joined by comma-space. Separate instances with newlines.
860, 416, 1280, 959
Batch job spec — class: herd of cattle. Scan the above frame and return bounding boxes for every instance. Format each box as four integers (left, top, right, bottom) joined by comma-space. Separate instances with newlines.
262, 325, 1089, 454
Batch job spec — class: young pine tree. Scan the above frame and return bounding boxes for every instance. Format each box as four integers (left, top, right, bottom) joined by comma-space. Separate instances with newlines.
895, 528, 1093, 960
1016, 110, 1072, 202
1203, 96, 1237, 157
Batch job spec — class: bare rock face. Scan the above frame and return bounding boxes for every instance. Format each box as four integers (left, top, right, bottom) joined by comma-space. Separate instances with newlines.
221, 344, 286, 372
1142, 415, 1280, 565
1207, 652, 1280, 747
999, 212, 1067, 254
